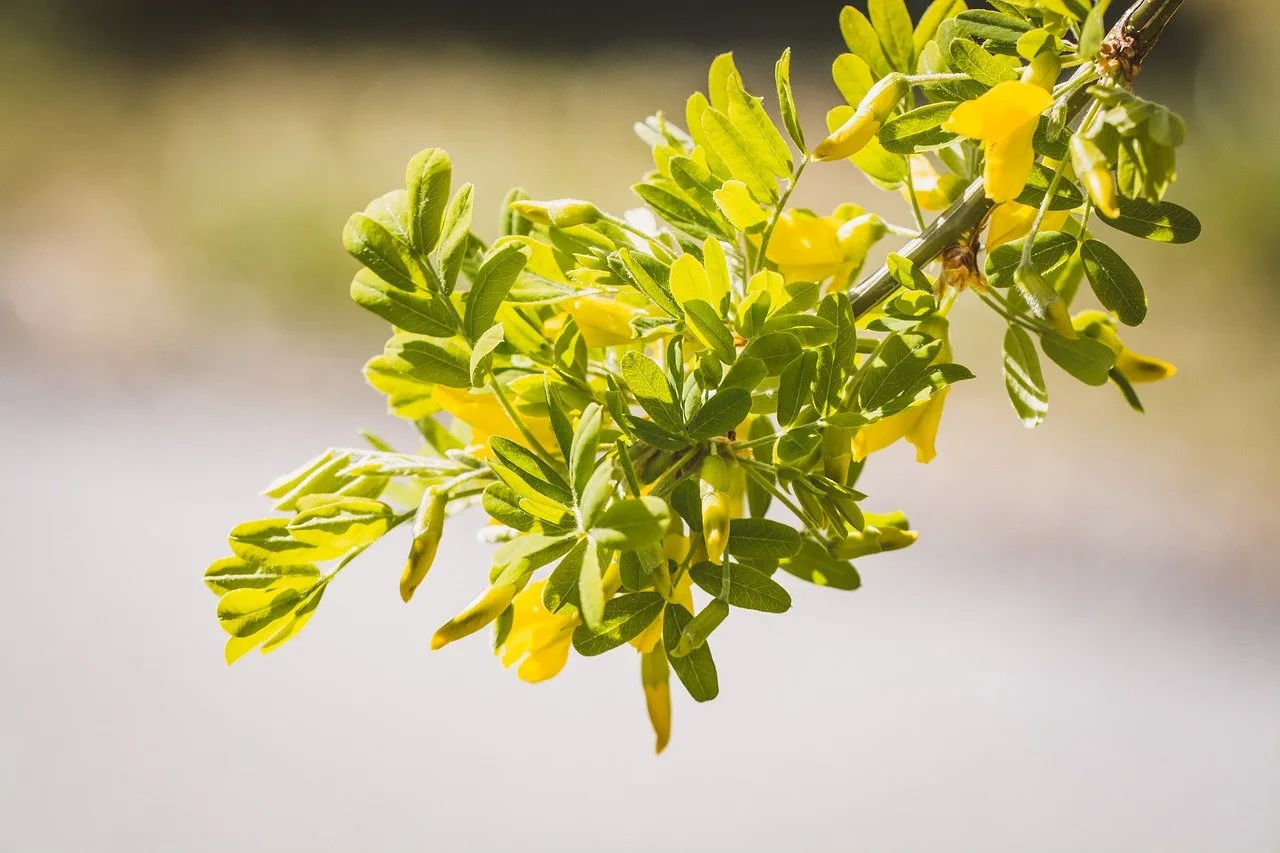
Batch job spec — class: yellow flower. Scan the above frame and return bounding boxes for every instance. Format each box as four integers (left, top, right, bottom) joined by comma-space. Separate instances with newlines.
852, 318, 952, 464
765, 210, 846, 283
432, 386, 558, 450
904, 157, 966, 211
986, 201, 1070, 251
629, 572, 694, 654
497, 580, 576, 683
853, 387, 949, 464
1073, 310, 1176, 383
765, 207, 885, 286
563, 294, 642, 347
942, 81, 1053, 203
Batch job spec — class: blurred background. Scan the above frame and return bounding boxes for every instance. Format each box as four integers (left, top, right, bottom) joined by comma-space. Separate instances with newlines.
1, 1, 1277, 850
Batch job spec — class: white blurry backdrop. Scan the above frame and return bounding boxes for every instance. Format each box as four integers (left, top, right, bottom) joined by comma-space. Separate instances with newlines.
1, 6, 1278, 851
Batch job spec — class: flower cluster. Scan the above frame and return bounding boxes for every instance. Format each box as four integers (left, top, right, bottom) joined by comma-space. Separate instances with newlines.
204, 0, 1198, 751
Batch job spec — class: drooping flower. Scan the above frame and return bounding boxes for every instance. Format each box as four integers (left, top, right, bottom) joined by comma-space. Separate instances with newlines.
1073, 310, 1177, 383
497, 580, 576, 683
432, 386, 557, 450
904, 157, 966, 211
765, 206, 886, 286
562, 294, 643, 347
985, 200, 1070, 251
942, 81, 1054, 203
852, 317, 953, 464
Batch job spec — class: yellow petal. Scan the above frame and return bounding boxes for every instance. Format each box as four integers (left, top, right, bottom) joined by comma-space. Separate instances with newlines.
641, 648, 671, 754
516, 637, 572, 683
942, 81, 1052, 143
766, 211, 845, 269
564, 295, 639, 347
629, 611, 664, 654
1117, 350, 1177, 383
982, 121, 1039, 203
432, 386, 557, 450
852, 406, 922, 461
904, 388, 948, 464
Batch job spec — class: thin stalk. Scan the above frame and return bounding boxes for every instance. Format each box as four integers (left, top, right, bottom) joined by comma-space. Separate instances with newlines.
755, 156, 809, 276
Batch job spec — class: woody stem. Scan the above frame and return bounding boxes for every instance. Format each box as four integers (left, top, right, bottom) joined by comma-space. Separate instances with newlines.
846, 0, 1184, 319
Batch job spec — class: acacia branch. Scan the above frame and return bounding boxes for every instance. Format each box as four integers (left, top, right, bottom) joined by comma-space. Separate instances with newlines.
847, 0, 1185, 318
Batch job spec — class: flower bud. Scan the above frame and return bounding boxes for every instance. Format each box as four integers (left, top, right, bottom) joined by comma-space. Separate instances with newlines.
699, 454, 733, 565
431, 583, 517, 650
1015, 265, 1077, 339
509, 199, 601, 228
821, 426, 853, 484
813, 74, 909, 162
400, 488, 448, 603
1069, 135, 1120, 218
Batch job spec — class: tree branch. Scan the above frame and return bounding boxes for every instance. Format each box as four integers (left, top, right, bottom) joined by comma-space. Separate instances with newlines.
846, 0, 1185, 318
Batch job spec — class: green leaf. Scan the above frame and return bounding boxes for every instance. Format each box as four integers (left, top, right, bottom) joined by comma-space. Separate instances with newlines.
257, 583, 326, 655
1040, 331, 1116, 386
1099, 198, 1201, 244
953, 10, 1033, 44
726, 517, 802, 559
761, 313, 838, 348
985, 231, 1078, 289
712, 180, 770, 232
683, 298, 737, 363
740, 332, 803, 375
633, 181, 727, 241
869, 0, 916, 73
832, 53, 876, 106
217, 585, 307, 639
1002, 325, 1049, 427
349, 269, 456, 337
630, 420, 692, 452
949, 39, 1017, 87
684, 388, 750, 441
775, 48, 805, 150
570, 403, 603, 499
464, 243, 528, 341
438, 183, 475, 293
204, 557, 320, 596
1080, 239, 1147, 326
725, 62, 792, 179
342, 212, 425, 292
578, 538, 605, 630
669, 253, 718, 308
701, 107, 778, 204
382, 333, 472, 389
620, 350, 683, 432
671, 599, 730, 658
914, 0, 965, 55
778, 540, 862, 590
886, 253, 934, 293
614, 247, 681, 318
489, 436, 573, 507
229, 518, 330, 565
1015, 163, 1085, 211
469, 323, 504, 387
572, 592, 665, 656
689, 561, 792, 613
878, 101, 959, 154
288, 497, 393, 554
589, 496, 671, 550
720, 356, 767, 392
777, 350, 818, 427
840, 5, 892, 78
856, 331, 943, 416
405, 147, 452, 253
482, 482, 539, 532
662, 603, 719, 702
490, 533, 579, 586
